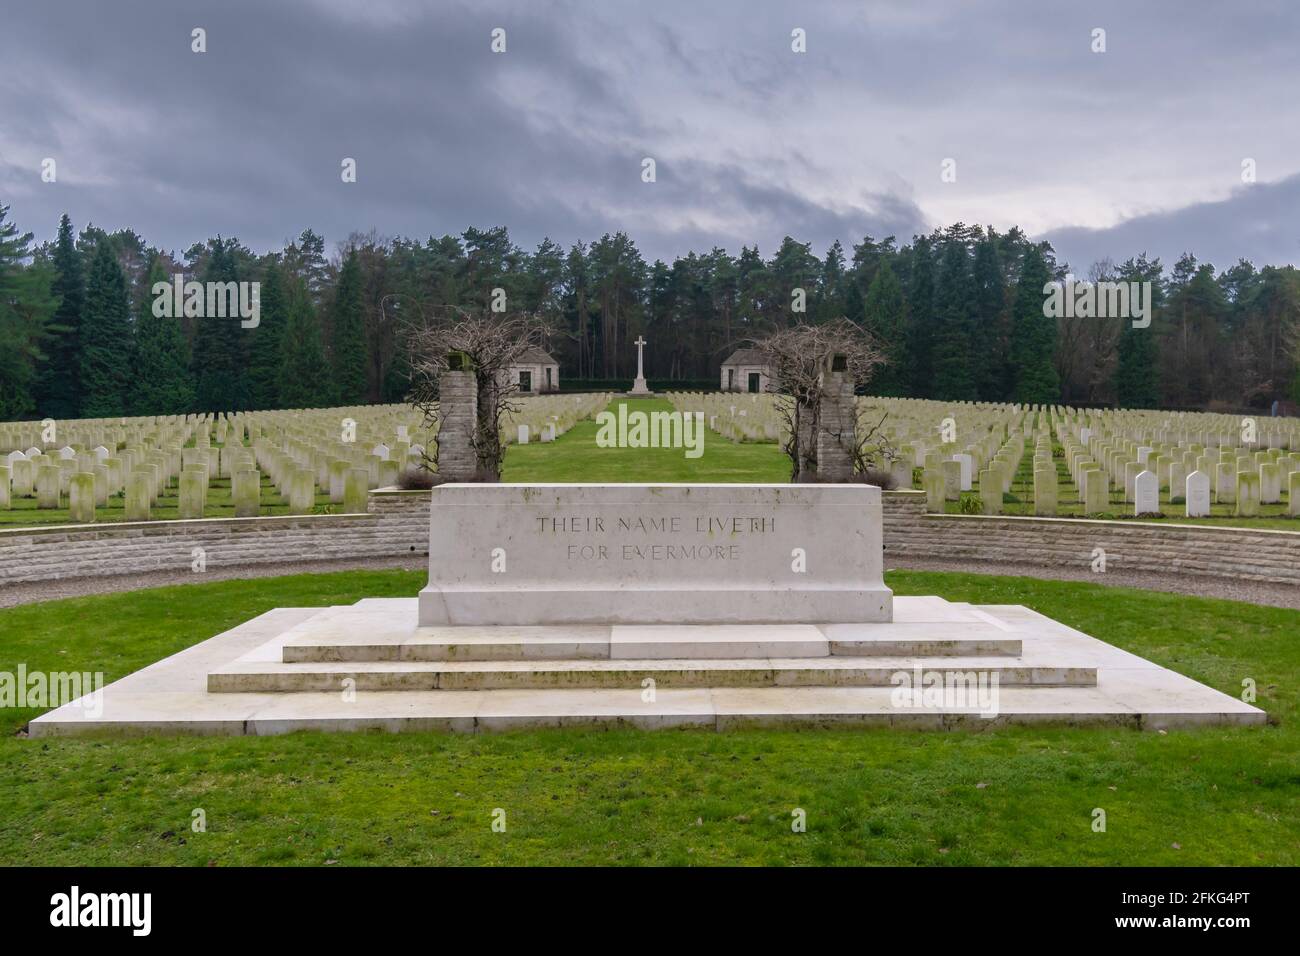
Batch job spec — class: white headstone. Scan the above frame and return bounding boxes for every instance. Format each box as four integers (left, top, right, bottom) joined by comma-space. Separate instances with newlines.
1185, 470, 1210, 517
952, 453, 973, 491
1134, 469, 1159, 515
517, 424, 530, 445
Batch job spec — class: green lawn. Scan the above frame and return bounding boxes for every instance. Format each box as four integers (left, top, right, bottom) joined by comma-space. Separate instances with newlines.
1, 568, 1295, 866
503, 398, 790, 483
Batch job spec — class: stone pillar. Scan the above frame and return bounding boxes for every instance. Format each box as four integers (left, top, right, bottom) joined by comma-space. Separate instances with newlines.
811, 364, 852, 481
795, 402, 816, 480
815, 361, 854, 482
437, 364, 478, 481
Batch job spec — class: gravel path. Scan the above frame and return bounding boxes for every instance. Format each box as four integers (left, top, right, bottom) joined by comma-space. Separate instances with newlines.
2, 552, 1297, 611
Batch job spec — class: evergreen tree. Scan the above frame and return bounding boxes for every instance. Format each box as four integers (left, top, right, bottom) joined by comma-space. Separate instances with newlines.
192, 238, 249, 412
278, 277, 335, 408
1009, 243, 1060, 404
817, 239, 847, 321
862, 259, 906, 396
972, 234, 1008, 401
247, 261, 289, 408
329, 249, 368, 403
903, 236, 936, 397
1114, 254, 1162, 407
37, 214, 85, 417
0, 204, 56, 419
130, 256, 195, 415
931, 238, 977, 400
78, 242, 134, 417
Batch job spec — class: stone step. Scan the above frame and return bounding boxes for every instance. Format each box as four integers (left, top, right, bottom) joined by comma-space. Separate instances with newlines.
208, 656, 1095, 693
281, 618, 1023, 663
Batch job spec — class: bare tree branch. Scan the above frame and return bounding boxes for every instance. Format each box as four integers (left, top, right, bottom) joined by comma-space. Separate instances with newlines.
403, 305, 554, 479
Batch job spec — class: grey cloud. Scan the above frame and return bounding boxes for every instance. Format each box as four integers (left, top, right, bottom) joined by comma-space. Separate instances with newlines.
1045, 174, 1300, 274
1, 0, 1295, 267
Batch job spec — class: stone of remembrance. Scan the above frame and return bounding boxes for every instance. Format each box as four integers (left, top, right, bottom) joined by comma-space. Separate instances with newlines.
31, 483, 1265, 735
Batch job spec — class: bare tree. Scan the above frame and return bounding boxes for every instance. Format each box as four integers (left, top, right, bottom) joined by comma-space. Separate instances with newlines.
751, 318, 886, 481
404, 306, 553, 480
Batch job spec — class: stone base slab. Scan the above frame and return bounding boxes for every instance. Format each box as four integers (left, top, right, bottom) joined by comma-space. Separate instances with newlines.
26, 597, 1266, 736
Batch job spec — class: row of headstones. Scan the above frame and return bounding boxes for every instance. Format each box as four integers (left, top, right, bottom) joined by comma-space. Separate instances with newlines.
507, 393, 612, 445
1063, 422, 1300, 507
1071, 408, 1298, 452
918, 433, 1027, 513
665, 393, 785, 442
0, 405, 437, 467
0, 426, 427, 521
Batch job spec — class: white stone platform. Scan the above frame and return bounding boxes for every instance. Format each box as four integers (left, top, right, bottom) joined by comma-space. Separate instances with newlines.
28, 597, 1265, 736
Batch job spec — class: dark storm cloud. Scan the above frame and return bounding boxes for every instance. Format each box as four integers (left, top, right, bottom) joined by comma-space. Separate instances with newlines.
1, 0, 1296, 267
1045, 173, 1300, 274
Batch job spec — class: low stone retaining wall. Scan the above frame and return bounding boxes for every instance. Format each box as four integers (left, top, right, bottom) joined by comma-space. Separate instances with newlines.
0, 493, 428, 585
1, 489, 1296, 587
890, 504, 1300, 585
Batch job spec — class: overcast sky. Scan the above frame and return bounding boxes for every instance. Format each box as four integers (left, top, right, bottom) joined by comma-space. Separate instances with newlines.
3, 0, 1298, 273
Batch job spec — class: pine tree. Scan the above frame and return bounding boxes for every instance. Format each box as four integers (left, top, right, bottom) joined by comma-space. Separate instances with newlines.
329, 249, 368, 403
37, 214, 85, 417
79, 242, 134, 417
247, 261, 288, 408
192, 239, 249, 412
971, 234, 1008, 401
903, 237, 936, 397
0, 204, 56, 419
931, 238, 977, 400
130, 257, 195, 415
278, 277, 335, 408
1009, 243, 1060, 404
1114, 254, 1162, 408
862, 259, 906, 396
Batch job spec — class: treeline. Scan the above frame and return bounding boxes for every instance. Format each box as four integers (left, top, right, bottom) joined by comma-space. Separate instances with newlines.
2, 204, 1298, 422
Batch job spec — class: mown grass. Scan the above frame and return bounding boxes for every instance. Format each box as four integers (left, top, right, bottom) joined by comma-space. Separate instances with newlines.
0, 568, 1295, 866
503, 398, 790, 483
